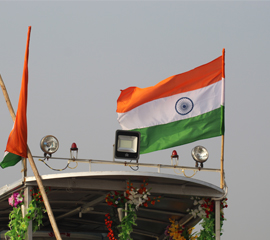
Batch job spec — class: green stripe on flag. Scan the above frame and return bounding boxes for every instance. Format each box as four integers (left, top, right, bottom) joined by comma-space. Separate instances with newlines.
0, 152, 22, 169
134, 107, 224, 154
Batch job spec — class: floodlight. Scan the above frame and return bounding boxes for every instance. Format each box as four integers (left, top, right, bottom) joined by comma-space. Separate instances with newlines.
114, 130, 140, 162
191, 146, 209, 168
40, 135, 59, 157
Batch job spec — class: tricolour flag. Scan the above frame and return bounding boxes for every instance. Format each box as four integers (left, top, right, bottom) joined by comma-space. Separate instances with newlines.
0, 26, 31, 169
117, 49, 225, 154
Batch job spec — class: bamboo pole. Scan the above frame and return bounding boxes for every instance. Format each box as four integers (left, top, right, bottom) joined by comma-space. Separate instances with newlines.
22, 158, 27, 177
220, 48, 225, 189
0, 75, 16, 119
21, 158, 27, 184
0, 74, 62, 240
220, 135, 224, 189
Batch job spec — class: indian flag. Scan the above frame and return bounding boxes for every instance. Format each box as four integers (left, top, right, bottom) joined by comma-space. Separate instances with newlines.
117, 49, 225, 154
0, 26, 31, 169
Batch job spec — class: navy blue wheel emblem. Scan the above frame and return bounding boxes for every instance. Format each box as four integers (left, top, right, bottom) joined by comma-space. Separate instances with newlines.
175, 97, 194, 115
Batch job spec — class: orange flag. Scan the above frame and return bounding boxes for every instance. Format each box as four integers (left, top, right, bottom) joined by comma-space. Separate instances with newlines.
0, 26, 31, 168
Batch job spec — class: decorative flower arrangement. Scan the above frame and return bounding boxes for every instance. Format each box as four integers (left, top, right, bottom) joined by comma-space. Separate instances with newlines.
105, 191, 127, 208
187, 197, 228, 239
5, 187, 51, 240
8, 192, 23, 208
163, 196, 228, 240
105, 180, 161, 210
105, 179, 162, 240
164, 218, 197, 240
126, 180, 161, 209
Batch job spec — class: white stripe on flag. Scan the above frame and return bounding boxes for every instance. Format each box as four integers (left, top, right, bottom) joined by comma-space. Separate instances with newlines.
118, 80, 222, 130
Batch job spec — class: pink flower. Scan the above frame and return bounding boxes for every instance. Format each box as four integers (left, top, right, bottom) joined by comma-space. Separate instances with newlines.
8, 195, 14, 206
8, 192, 23, 208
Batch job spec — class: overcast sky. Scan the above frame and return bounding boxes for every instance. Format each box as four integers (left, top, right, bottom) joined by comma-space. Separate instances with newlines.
0, 1, 269, 239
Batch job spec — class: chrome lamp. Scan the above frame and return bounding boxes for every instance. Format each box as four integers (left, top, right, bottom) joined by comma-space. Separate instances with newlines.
40, 135, 59, 158
191, 146, 209, 168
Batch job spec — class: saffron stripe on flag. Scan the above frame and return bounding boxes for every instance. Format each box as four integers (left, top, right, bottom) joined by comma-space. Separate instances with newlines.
117, 56, 222, 113
118, 80, 223, 130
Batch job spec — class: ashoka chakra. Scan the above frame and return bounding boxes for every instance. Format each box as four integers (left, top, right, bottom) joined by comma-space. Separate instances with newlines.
175, 97, 194, 115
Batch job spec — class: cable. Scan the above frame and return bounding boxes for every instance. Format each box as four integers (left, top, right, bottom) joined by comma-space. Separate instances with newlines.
68, 160, 78, 169
39, 158, 70, 171
129, 160, 139, 171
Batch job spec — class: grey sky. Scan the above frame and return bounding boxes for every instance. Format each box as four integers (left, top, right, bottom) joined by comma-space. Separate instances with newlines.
0, 1, 269, 239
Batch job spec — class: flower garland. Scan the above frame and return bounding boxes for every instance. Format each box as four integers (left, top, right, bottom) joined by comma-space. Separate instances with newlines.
5, 187, 50, 240
105, 180, 161, 240
187, 197, 228, 239
164, 218, 197, 240
105, 213, 118, 240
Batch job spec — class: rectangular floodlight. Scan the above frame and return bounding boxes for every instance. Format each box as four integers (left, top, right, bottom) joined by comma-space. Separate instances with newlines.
114, 130, 140, 161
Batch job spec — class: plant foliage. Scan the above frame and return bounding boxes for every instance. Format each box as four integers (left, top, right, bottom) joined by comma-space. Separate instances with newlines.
5, 187, 50, 240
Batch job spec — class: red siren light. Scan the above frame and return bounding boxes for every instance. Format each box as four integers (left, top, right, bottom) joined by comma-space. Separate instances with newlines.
70, 143, 78, 159
171, 150, 179, 160
71, 142, 78, 150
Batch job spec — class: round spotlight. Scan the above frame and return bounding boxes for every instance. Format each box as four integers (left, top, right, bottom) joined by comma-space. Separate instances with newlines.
191, 146, 209, 168
40, 135, 59, 155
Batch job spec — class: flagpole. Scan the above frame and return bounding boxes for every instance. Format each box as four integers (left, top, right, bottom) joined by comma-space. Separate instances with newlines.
0, 74, 62, 240
22, 158, 27, 180
220, 48, 225, 189
220, 135, 224, 189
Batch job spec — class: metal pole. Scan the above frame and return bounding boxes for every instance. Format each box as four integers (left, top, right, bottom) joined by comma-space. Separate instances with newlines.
24, 187, 32, 240
215, 200, 221, 240
32, 156, 221, 173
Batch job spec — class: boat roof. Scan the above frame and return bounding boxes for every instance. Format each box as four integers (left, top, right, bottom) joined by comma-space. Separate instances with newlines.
0, 171, 224, 239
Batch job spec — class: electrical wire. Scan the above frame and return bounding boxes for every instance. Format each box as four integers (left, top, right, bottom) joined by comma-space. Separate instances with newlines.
129, 160, 139, 171
39, 159, 70, 171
